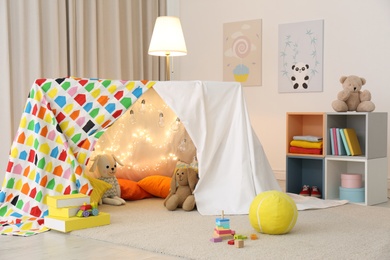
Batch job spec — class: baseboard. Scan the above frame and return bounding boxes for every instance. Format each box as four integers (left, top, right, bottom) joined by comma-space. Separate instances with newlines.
274, 169, 285, 181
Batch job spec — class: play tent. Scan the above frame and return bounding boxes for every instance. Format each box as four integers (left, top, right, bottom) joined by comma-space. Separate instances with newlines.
0, 77, 280, 235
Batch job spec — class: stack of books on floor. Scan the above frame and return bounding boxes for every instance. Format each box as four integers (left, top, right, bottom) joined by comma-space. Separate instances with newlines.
44, 194, 110, 232
329, 128, 362, 156
289, 135, 323, 155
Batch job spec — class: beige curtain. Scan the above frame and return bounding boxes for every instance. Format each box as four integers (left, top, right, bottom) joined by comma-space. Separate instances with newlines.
0, 0, 69, 180
0, 0, 166, 180
67, 0, 166, 80
1, 0, 68, 134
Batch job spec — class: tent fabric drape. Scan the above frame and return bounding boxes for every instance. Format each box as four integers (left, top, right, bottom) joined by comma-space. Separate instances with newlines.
0, 78, 154, 236
0, 78, 280, 236
153, 81, 281, 215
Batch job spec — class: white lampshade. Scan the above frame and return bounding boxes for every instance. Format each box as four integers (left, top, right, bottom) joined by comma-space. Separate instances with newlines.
148, 16, 187, 57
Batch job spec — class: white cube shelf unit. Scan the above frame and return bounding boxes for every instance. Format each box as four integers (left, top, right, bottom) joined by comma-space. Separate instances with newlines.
286, 112, 388, 205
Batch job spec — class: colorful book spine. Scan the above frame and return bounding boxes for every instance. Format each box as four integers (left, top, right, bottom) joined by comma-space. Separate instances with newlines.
47, 194, 90, 208
332, 128, 339, 155
48, 206, 80, 218
336, 128, 346, 155
329, 128, 335, 155
343, 128, 362, 156
339, 128, 351, 156
44, 212, 110, 233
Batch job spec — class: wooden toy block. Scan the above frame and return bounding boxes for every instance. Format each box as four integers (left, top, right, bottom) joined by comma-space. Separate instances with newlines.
234, 234, 248, 240
210, 237, 223, 243
250, 234, 258, 240
215, 218, 230, 226
215, 226, 231, 230
214, 231, 234, 240
216, 222, 230, 229
235, 239, 244, 248
227, 239, 235, 245
214, 228, 234, 235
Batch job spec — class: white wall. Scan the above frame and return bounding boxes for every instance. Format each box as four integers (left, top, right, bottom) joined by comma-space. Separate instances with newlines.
1, 1, 389, 183
176, 0, 390, 180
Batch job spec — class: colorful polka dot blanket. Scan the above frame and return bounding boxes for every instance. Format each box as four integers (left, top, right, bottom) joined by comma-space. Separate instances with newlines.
0, 77, 154, 236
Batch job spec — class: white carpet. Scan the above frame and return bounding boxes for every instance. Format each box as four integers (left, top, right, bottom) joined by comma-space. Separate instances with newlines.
70, 198, 390, 259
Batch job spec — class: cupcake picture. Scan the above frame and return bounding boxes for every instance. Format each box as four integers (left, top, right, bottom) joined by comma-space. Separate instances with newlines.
223, 19, 262, 86
233, 64, 249, 82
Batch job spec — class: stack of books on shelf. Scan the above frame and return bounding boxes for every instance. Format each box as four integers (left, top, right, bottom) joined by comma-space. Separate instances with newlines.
44, 194, 110, 233
329, 128, 362, 156
289, 135, 323, 155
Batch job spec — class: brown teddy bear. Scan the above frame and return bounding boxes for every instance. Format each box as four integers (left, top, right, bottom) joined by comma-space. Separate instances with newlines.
331, 75, 375, 112
89, 154, 126, 206
164, 166, 199, 211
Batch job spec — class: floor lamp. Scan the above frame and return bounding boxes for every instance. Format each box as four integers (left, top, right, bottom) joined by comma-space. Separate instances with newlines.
148, 16, 187, 81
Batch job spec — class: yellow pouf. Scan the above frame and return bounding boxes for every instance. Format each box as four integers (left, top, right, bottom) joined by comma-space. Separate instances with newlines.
249, 190, 298, 235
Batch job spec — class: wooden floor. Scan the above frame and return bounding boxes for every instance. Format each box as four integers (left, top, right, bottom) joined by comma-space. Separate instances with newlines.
2, 181, 389, 260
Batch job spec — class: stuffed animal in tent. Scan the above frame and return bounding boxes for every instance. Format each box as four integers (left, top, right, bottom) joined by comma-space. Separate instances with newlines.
90, 154, 126, 206
331, 75, 375, 112
164, 165, 199, 211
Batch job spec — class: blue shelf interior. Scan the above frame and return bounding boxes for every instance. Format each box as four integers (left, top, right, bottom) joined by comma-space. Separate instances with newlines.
286, 157, 324, 198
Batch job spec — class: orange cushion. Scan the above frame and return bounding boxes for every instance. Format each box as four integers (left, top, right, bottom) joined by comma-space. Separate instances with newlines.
117, 178, 153, 200
137, 175, 171, 198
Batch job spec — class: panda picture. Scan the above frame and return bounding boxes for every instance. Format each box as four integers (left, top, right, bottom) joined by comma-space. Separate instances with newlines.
291, 62, 309, 89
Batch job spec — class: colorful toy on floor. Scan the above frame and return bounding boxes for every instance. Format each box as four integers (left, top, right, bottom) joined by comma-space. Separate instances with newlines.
210, 211, 235, 242
76, 202, 99, 217
235, 239, 244, 248
234, 234, 247, 240
249, 190, 298, 235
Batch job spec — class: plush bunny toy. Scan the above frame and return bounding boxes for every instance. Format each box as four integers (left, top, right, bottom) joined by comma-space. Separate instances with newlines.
90, 154, 126, 206
164, 166, 199, 211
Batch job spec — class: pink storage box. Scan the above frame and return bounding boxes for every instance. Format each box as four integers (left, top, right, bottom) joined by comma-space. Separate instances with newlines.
341, 173, 362, 188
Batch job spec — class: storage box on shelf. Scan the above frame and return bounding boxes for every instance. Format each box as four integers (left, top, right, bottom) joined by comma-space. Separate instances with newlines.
340, 172, 365, 203
286, 112, 388, 206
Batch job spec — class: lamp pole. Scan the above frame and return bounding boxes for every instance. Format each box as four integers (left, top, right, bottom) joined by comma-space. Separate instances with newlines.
165, 54, 170, 81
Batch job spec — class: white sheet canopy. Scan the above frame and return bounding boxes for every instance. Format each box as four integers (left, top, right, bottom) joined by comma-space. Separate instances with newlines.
153, 81, 281, 215
1, 79, 280, 220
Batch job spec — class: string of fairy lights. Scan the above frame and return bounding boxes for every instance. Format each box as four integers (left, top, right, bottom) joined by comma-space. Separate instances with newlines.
90, 89, 195, 178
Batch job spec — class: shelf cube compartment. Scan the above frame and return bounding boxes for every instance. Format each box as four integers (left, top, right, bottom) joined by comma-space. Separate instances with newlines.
286, 112, 325, 157
286, 156, 324, 198
326, 112, 387, 159
325, 159, 365, 202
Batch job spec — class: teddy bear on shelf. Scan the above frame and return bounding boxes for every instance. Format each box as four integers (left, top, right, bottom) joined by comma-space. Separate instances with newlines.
164, 165, 199, 211
331, 75, 375, 112
90, 154, 126, 206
